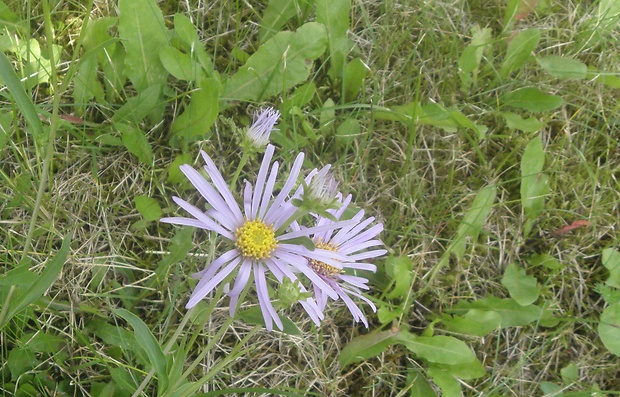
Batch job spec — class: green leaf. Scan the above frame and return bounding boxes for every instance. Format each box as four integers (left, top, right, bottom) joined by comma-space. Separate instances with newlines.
598, 302, 620, 356
343, 58, 369, 102
259, 0, 310, 43
8, 348, 39, 379
135, 196, 162, 221
113, 309, 168, 393
118, 0, 169, 92
500, 28, 540, 78
501, 263, 540, 306
527, 253, 562, 270
452, 296, 552, 328
502, 111, 545, 132
503, 87, 564, 112
0, 51, 43, 139
316, 0, 352, 77
602, 248, 620, 289
384, 255, 414, 299
521, 135, 548, 236
112, 84, 163, 125
110, 367, 138, 393
172, 13, 214, 76
1, 235, 71, 328
427, 367, 462, 397
170, 78, 219, 145
119, 123, 153, 165
458, 25, 492, 88
335, 118, 361, 145
560, 363, 579, 383
167, 153, 193, 185
88, 319, 139, 352
445, 184, 497, 263
160, 46, 205, 81
339, 328, 401, 366
74, 53, 104, 115
441, 309, 502, 337
536, 55, 587, 80
407, 369, 437, 397
0, 262, 38, 286
237, 306, 301, 335
434, 359, 486, 380
222, 22, 328, 102
395, 332, 477, 365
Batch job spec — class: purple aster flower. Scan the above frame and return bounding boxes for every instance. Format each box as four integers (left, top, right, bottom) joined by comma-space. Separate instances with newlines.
161, 144, 350, 331
292, 194, 387, 327
245, 107, 280, 148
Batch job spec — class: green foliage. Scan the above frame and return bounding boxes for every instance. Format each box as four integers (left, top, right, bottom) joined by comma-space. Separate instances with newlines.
520, 135, 548, 237
500, 28, 540, 79
501, 263, 540, 306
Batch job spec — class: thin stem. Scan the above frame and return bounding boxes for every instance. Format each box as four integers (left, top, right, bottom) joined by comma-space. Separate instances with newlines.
229, 151, 251, 189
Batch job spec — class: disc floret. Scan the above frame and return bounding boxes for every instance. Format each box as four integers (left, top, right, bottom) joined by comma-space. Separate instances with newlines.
235, 220, 277, 260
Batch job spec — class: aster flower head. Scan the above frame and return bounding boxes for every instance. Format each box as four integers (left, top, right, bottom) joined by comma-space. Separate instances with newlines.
292, 165, 341, 218
293, 194, 387, 327
244, 107, 280, 149
161, 144, 351, 331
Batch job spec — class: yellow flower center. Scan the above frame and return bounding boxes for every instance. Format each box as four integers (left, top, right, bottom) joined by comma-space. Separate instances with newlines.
235, 220, 277, 260
308, 240, 343, 278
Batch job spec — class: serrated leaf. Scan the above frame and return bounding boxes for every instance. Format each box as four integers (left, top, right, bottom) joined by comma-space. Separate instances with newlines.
602, 248, 620, 289
170, 78, 219, 145
503, 87, 564, 112
113, 309, 168, 393
500, 28, 540, 78
1, 235, 71, 328
502, 111, 544, 132
598, 303, 620, 356
536, 55, 587, 80
339, 328, 401, 366
118, 0, 169, 92
119, 123, 153, 165
222, 22, 328, 102
501, 263, 540, 306
396, 333, 477, 365
135, 196, 162, 221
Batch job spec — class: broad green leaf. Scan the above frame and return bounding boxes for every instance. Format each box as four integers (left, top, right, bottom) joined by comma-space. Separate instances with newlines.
503, 87, 564, 112
602, 248, 620, 289
343, 58, 369, 102
88, 319, 138, 352
536, 55, 587, 80
384, 255, 414, 299
172, 13, 214, 76
560, 363, 579, 383
458, 25, 492, 88
527, 253, 562, 270
540, 381, 563, 396
441, 309, 502, 337
237, 306, 301, 335
502, 111, 544, 132
501, 263, 540, 306
335, 118, 361, 145
598, 303, 620, 356
8, 348, 38, 379
170, 78, 219, 146
19, 332, 65, 353
434, 359, 486, 380
112, 84, 163, 124
396, 332, 477, 365
452, 296, 552, 328
259, 0, 309, 42
407, 369, 437, 397
500, 28, 540, 78
339, 328, 401, 366
167, 153, 193, 185
1, 235, 71, 328
222, 22, 327, 102
521, 135, 548, 236
427, 367, 462, 397
119, 123, 153, 165
316, 0, 352, 76
118, 0, 169, 92
74, 53, 104, 115
0, 51, 43, 139
448, 184, 497, 262
377, 305, 403, 324
0, 262, 37, 286
160, 46, 205, 81
113, 309, 168, 393
110, 367, 138, 393
135, 196, 162, 221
